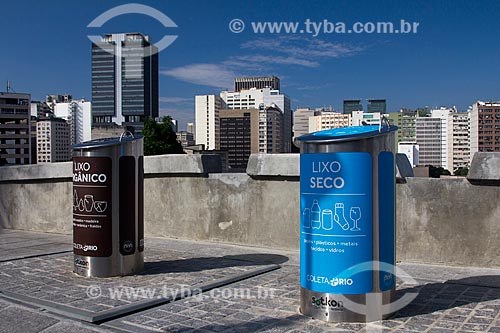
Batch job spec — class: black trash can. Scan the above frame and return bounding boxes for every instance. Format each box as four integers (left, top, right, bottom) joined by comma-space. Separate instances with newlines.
72, 132, 144, 277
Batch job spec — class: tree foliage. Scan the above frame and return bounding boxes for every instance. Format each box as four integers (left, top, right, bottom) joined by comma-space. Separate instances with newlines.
428, 165, 451, 178
142, 116, 184, 156
454, 167, 469, 176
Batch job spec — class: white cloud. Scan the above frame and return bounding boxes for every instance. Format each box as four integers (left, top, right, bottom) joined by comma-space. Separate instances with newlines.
161, 37, 364, 87
228, 54, 319, 68
161, 63, 236, 89
241, 36, 363, 60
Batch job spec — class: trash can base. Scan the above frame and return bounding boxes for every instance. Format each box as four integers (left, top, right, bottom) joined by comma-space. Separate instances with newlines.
73, 253, 144, 278
300, 287, 394, 323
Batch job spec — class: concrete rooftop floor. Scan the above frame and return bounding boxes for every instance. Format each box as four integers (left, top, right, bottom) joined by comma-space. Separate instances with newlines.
0, 229, 500, 333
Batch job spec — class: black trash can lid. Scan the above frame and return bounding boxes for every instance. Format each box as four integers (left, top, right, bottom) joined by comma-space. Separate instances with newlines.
296, 125, 398, 144
72, 134, 144, 150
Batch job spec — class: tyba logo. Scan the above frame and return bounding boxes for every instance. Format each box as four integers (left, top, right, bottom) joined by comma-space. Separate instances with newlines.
87, 4, 177, 56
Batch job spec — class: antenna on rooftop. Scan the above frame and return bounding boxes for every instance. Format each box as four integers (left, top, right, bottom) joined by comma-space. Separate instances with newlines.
6, 80, 15, 93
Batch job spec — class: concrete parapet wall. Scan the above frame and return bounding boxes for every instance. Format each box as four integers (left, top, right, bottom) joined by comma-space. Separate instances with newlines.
396, 178, 500, 267
468, 152, 500, 184
1, 153, 499, 267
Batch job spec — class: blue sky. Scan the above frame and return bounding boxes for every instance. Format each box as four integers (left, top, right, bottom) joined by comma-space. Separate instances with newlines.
1, 0, 499, 129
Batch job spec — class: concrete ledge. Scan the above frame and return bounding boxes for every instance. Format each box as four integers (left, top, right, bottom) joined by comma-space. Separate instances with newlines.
144, 154, 222, 175
0, 154, 223, 182
0, 162, 72, 182
246, 154, 299, 177
246, 153, 413, 181
468, 152, 500, 183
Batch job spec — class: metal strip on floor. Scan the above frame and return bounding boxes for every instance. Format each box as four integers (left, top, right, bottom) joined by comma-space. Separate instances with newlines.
0, 264, 280, 324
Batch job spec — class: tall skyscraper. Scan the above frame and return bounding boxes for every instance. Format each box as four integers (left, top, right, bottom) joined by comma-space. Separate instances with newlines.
234, 76, 280, 91
367, 99, 387, 113
91, 33, 158, 132
0, 92, 31, 165
195, 95, 225, 150
470, 101, 500, 160
343, 99, 363, 115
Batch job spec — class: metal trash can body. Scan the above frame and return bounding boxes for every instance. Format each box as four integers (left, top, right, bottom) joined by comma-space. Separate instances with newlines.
295, 125, 397, 322
72, 134, 144, 277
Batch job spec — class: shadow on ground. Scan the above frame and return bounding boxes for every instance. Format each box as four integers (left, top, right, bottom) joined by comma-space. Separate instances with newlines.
142, 253, 289, 275
392, 275, 500, 319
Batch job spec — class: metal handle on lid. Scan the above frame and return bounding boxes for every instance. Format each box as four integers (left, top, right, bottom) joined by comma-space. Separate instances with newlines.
119, 131, 134, 142
379, 116, 391, 133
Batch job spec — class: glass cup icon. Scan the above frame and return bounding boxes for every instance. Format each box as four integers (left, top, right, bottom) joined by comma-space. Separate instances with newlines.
350, 207, 362, 231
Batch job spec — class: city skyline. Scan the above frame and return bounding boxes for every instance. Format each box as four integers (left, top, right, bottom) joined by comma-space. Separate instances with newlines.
1, 1, 500, 129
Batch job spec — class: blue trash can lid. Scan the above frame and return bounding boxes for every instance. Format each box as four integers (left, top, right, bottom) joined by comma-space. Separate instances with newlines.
73, 134, 143, 150
296, 125, 398, 143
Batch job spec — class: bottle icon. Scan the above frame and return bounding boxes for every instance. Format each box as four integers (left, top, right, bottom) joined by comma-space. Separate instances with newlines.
322, 209, 333, 230
302, 208, 311, 228
311, 200, 321, 229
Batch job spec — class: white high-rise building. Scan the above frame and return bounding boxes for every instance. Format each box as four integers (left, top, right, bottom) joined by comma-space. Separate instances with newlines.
195, 95, 225, 150
53, 100, 92, 145
36, 117, 71, 163
308, 112, 351, 133
430, 107, 454, 171
429, 107, 470, 173
220, 87, 292, 152
416, 117, 442, 167
416, 107, 470, 173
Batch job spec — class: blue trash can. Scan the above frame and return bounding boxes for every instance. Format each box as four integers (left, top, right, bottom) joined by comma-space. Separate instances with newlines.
295, 124, 397, 322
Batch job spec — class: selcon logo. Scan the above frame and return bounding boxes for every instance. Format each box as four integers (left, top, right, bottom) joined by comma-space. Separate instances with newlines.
311, 296, 344, 309
74, 258, 89, 268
